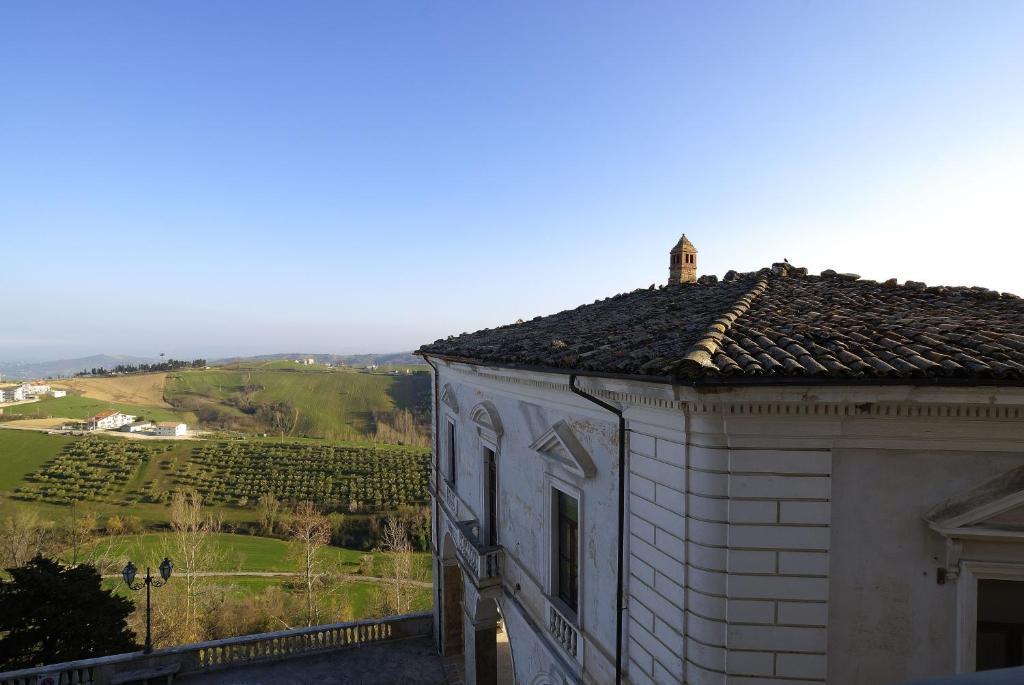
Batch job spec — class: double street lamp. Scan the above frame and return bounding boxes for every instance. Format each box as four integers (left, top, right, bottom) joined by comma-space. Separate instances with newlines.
122, 557, 173, 654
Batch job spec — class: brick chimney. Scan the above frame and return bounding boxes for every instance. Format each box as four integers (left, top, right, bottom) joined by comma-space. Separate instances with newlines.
669, 234, 697, 284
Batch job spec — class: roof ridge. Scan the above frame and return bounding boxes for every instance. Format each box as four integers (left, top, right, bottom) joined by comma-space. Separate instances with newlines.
674, 275, 770, 373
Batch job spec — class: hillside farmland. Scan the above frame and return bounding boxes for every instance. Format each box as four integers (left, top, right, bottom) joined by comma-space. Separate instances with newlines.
164, 363, 430, 442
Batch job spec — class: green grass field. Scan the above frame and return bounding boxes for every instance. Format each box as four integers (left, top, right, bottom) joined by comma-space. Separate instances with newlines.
1, 395, 188, 424
0, 430, 75, 491
103, 576, 432, 622
165, 363, 429, 441
90, 532, 434, 625
77, 532, 431, 577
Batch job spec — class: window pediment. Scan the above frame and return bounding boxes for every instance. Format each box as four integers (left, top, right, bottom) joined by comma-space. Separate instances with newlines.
440, 384, 459, 414
926, 465, 1024, 541
470, 401, 503, 441
529, 420, 595, 479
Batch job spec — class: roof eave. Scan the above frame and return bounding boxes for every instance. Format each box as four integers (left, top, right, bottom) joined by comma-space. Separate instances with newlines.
415, 351, 1024, 389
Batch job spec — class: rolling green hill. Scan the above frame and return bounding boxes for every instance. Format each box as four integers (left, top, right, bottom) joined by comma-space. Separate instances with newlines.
1, 394, 190, 424
165, 363, 430, 442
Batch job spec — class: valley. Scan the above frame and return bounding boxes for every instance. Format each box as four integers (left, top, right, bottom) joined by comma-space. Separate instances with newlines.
0, 358, 435, 647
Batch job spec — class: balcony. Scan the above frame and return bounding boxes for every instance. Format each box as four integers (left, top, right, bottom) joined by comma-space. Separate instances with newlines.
454, 520, 503, 588
429, 467, 504, 589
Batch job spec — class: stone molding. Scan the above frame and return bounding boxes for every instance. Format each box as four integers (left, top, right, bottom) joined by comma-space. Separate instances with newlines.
528, 420, 597, 479
470, 400, 503, 442
440, 383, 460, 414
441, 361, 1024, 420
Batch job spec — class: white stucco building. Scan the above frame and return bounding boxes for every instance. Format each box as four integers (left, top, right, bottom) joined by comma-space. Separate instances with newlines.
21, 382, 50, 396
87, 410, 135, 430
153, 421, 187, 436
0, 386, 27, 403
418, 237, 1024, 685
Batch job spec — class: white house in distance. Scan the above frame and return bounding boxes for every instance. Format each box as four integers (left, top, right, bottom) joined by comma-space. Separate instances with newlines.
120, 420, 154, 433
51, 389, 67, 398
86, 410, 135, 431
0, 383, 52, 403
153, 421, 187, 436
417, 236, 1024, 685
21, 382, 50, 396
0, 386, 27, 403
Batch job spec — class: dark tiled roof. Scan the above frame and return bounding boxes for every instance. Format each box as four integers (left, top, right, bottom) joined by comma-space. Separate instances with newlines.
418, 266, 1024, 385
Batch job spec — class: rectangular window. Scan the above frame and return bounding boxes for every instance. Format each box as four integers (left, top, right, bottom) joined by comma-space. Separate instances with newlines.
486, 448, 497, 547
556, 490, 579, 613
447, 419, 457, 486
977, 579, 1024, 670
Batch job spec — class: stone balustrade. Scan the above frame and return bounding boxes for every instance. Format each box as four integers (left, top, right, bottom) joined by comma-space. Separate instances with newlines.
452, 521, 503, 588
0, 612, 432, 685
478, 547, 502, 584
430, 467, 504, 589
548, 602, 582, 664
430, 466, 468, 523
440, 478, 461, 520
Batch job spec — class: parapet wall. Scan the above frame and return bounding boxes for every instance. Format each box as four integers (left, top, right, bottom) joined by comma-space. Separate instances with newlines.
0, 611, 433, 685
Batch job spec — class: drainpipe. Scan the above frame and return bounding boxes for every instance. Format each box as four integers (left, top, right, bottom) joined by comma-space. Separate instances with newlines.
423, 355, 442, 652
569, 374, 626, 685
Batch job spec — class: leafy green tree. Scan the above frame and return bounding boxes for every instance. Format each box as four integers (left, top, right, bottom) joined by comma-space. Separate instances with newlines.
0, 556, 136, 670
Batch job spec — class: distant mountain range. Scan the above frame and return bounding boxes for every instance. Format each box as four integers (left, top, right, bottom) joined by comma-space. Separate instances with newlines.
212, 352, 424, 367
0, 352, 424, 380
0, 354, 159, 381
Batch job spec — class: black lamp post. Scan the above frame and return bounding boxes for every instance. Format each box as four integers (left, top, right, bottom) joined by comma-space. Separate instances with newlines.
122, 557, 173, 653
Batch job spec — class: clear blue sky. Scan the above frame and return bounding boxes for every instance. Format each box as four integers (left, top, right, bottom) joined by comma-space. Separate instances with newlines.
1, 2, 1022, 361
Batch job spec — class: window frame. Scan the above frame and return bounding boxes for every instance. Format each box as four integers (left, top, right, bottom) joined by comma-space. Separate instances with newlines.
446, 416, 457, 487
545, 474, 583, 622
481, 443, 499, 548
956, 560, 1024, 672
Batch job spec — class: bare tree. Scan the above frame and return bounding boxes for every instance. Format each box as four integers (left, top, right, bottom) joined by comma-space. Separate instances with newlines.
0, 509, 52, 568
379, 515, 415, 615
168, 488, 220, 642
62, 503, 97, 566
256, 492, 281, 535
287, 501, 331, 626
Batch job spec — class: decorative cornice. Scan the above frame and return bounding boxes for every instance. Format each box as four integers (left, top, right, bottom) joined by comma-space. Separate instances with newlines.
444, 364, 1024, 420
690, 402, 1024, 420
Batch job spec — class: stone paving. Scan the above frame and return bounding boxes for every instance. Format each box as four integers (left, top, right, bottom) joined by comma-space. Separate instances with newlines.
177, 636, 448, 685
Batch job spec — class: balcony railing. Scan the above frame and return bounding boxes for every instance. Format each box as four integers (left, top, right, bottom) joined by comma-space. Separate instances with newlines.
429, 466, 471, 525
453, 520, 502, 588
429, 467, 503, 589
0, 612, 432, 685
548, 601, 583, 665
439, 475, 461, 520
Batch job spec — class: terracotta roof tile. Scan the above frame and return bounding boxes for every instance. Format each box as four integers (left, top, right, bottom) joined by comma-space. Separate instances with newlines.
419, 266, 1024, 385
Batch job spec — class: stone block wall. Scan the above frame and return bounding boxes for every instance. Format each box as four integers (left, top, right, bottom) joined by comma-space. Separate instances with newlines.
627, 430, 688, 685
626, 427, 832, 685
